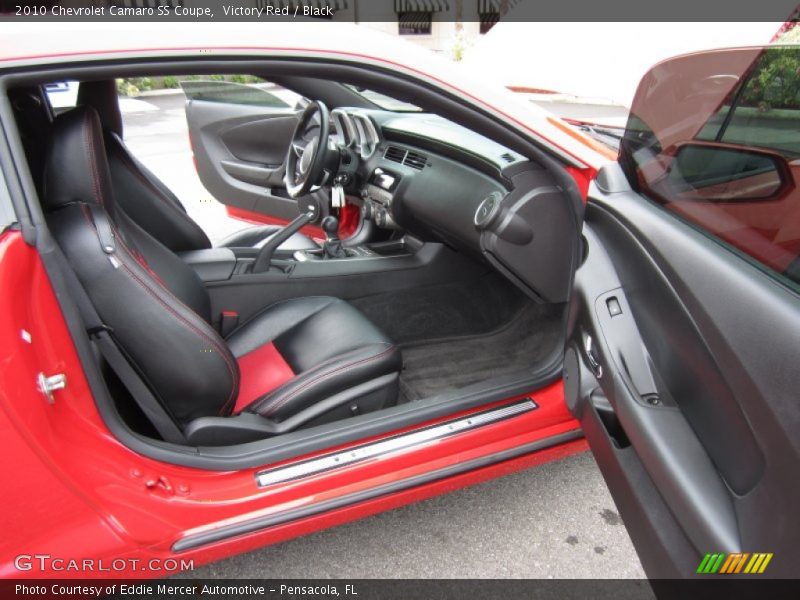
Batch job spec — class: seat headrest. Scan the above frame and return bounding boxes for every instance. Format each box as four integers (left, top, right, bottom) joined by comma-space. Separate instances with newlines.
43, 106, 116, 214
77, 79, 123, 137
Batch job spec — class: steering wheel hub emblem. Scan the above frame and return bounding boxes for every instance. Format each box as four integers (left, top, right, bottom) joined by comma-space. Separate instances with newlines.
299, 138, 316, 174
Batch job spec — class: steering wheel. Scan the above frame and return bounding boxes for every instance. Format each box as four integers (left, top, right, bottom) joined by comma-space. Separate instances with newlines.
285, 100, 332, 198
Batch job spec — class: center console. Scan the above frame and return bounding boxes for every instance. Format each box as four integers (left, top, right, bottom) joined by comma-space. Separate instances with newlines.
179, 236, 421, 284
178, 248, 238, 283
179, 232, 482, 334
293, 237, 415, 262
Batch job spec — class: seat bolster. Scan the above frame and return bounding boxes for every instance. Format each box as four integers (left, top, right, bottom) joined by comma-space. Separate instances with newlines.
225, 297, 342, 357
105, 134, 212, 252
243, 342, 401, 420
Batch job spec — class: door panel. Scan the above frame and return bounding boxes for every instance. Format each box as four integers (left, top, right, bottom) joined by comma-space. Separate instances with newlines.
183, 81, 304, 222
567, 164, 800, 577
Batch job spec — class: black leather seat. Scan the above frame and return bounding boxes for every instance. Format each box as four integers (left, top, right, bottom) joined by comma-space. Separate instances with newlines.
227, 296, 401, 419
76, 80, 317, 253
43, 106, 401, 440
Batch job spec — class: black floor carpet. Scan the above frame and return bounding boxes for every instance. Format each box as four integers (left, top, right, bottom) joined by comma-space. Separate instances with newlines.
351, 271, 529, 346
397, 302, 565, 402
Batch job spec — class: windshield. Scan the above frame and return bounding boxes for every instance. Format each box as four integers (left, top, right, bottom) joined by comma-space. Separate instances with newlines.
345, 85, 422, 112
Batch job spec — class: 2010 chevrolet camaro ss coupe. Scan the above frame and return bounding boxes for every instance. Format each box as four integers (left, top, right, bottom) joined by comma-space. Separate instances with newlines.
0, 23, 797, 579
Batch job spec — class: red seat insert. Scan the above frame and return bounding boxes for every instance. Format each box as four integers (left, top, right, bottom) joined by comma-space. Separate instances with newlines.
233, 342, 295, 413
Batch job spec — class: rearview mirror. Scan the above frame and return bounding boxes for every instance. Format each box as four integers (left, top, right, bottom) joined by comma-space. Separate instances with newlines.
667, 142, 792, 203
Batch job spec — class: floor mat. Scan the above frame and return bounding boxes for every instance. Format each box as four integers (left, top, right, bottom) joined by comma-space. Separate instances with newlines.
398, 302, 564, 402
351, 271, 529, 346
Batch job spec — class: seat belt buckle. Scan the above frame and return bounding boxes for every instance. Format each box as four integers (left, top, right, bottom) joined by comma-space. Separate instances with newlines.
220, 311, 239, 337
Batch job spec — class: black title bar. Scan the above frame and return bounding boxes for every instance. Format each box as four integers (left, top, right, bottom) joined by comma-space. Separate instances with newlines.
1, 0, 799, 22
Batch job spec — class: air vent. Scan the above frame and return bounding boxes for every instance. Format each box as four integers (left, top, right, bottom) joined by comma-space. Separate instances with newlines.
384, 146, 407, 164
404, 151, 428, 170
500, 152, 515, 163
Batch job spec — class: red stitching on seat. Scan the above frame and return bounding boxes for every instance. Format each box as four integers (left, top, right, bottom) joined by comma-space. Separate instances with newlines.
254, 344, 397, 416
81, 197, 168, 287
83, 111, 105, 207
122, 262, 238, 413
80, 203, 238, 415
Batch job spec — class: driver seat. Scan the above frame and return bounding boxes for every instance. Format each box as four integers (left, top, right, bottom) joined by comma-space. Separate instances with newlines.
43, 106, 402, 443
75, 80, 317, 253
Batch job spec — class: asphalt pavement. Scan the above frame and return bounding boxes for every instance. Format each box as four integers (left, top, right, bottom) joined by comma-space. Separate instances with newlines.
121, 91, 645, 579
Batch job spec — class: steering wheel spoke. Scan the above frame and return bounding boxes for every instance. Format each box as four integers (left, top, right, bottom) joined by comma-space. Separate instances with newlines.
284, 100, 334, 199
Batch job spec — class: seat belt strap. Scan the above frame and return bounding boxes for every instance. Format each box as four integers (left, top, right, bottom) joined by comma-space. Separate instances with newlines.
90, 331, 186, 444
86, 202, 117, 255
58, 253, 187, 444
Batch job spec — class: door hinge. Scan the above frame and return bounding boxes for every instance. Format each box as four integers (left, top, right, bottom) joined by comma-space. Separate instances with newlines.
37, 372, 66, 404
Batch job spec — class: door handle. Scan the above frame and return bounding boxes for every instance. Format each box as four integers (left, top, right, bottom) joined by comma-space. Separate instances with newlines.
584, 334, 603, 379
220, 159, 278, 185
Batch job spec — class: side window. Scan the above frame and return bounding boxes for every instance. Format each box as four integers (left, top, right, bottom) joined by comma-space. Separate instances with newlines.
47, 77, 301, 112
629, 47, 800, 288
179, 76, 299, 109
697, 48, 800, 157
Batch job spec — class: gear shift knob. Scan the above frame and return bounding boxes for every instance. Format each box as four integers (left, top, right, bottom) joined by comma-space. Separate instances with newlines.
321, 215, 339, 240
320, 215, 345, 258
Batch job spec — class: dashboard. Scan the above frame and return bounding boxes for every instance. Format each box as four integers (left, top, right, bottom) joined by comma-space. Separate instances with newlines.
328, 107, 580, 303
331, 108, 526, 251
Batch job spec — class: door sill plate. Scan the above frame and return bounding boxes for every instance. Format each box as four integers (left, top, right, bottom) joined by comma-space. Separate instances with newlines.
255, 399, 537, 488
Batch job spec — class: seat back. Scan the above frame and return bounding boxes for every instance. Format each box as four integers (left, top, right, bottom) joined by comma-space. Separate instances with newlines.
43, 106, 238, 425
78, 80, 212, 252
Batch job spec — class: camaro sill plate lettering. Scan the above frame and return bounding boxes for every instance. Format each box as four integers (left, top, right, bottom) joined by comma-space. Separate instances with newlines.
255, 399, 538, 488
